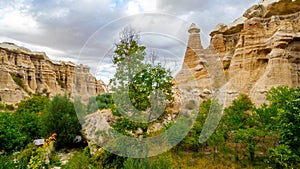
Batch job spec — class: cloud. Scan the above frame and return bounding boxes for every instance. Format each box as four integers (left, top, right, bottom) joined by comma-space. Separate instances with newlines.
0, 0, 260, 83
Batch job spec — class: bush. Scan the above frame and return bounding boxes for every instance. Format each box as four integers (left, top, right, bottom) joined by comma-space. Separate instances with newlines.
11, 75, 24, 88
87, 94, 113, 113
0, 112, 28, 152
41, 94, 81, 148
0, 154, 27, 169
62, 149, 93, 169
268, 145, 299, 168
16, 94, 50, 115
5, 104, 14, 111
223, 62, 230, 70
17, 143, 38, 164
0, 102, 5, 110
15, 95, 50, 143
90, 148, 125, 169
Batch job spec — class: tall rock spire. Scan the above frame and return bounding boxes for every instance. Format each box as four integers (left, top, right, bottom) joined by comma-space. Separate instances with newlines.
180, 23, 206, 80
187, 23, 203, 50
175, 23, 208, 85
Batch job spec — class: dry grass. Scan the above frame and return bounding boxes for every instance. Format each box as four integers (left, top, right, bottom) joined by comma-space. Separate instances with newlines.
171, 151, 244, 169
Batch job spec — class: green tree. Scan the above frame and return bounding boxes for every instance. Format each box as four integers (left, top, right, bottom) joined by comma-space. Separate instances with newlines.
87, 94, 113, 114
111, 27, 146, 89
41, 94, 81, 148
180, 99, 224, 155
267, 86, 300, 153
222, 94, 254, 131
16, 94, 50, 115
221, 94, 260, 162
15, 94, 50, 143
268, 144, 299, 169
129, 64, 174, 118
0, 112, 27, 152
110, 27, 174, 135
264, 86, 300, 167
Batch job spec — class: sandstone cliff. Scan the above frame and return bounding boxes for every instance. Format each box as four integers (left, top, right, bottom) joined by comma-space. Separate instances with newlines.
176, 0, 300, 106
0, 42, 107, 104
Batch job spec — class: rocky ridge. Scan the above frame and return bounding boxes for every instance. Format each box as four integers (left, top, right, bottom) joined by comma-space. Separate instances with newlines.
176, 0, 300, 106
0, 42, 107, 104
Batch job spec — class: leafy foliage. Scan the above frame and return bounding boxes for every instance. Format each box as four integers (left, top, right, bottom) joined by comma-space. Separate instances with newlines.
128, 64, 174, 111
268, 144, 299, 168
15, 94, 50, 143
0, 154, 27, 169
112, 117, 148, 137
111, 27, 146, 89
11, 74, 24, 89
16, 94, 50, 115
89, 148, 125, 169
87, 94, 113, 113
61, 150, 93, 169
110, 27, 174, 135
180, 99, 224, 153
0, 112, 27, 152
41, 94, 81, 148
262, 86, 300, 167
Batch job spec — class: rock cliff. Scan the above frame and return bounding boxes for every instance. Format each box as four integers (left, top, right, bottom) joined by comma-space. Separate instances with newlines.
0, 42, 107, 104
176, 0, 300, 106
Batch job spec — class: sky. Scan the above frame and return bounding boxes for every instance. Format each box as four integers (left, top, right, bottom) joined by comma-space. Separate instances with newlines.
0, 0, 260, 83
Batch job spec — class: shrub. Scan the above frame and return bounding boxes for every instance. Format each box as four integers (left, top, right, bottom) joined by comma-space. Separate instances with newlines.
61, 150, 92, 169
15, 95, 50, 143
268, 145, 299, 168
90, 148, 125, 169
0, 102, 5, 110
0, 154, 27, 169
5, 104, 14, 111
0, 112, 28, 152
11, 75, 24, 88
17, 143, 38, 164
41, 94, 81, 148
223, 62, 230, 70
87, 94, 113, 113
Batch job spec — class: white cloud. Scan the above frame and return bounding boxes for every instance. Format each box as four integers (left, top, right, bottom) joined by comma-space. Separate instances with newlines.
0, 0, 261, 82
127, 1, 141, 15
136, 0, 157, 12
0, 4, 40, 34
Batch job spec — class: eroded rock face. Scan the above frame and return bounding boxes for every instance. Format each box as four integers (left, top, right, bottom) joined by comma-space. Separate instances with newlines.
175, 23, 226, 104
0, 42, 107, 104
216, 0, 300, 106
177, 0, 300, 106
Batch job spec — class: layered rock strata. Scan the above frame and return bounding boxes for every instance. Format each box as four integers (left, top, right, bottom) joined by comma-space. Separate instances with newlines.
0, 42, 107, 104
176, 0, 300, 106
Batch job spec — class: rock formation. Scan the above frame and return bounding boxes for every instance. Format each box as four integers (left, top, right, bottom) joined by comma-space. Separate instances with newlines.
175, 23, 225, 104
0, 42, 107, 104
176, 0, 300, 106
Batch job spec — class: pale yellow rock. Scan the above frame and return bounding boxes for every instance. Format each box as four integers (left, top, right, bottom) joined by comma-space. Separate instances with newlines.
177, 0, 300, 106
0, 42, 107, 104
212, 0, 300, 106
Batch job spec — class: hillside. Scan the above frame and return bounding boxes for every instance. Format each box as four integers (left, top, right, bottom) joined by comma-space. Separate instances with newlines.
0, 42, 107, 104
176, 0, 300, 106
